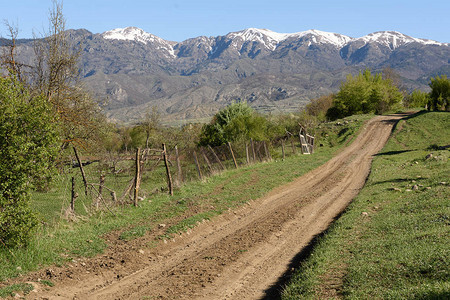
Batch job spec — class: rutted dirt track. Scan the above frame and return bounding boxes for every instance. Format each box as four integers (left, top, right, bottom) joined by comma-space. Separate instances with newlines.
30, 114, 405, 299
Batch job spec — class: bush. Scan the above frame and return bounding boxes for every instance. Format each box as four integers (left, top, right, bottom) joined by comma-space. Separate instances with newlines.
327, 69, 403, 119
0, 77, 58, 248
198, 102, 268, 146
428, 75, 449, 111
404, 89, 430, 108
306, 94, 334, 121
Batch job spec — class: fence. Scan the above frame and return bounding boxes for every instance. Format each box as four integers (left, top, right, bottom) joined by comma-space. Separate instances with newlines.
66, 132, 315, 216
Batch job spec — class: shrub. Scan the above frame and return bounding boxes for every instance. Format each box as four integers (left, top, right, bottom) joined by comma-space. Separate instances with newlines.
327, 69, 403, 119
428, 75, 449, 111
0, 77, 58, 248
198, 102, 268, 146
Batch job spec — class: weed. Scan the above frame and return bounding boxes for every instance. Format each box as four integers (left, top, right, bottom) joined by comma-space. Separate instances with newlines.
39, 279, 54, 287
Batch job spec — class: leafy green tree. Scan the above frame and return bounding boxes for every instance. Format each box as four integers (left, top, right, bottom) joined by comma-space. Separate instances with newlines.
0, 77, 59, 248
404, 89, 430, 108
428, 75, 450, 111
327, 69, 403, 119
199, 102, 267, 146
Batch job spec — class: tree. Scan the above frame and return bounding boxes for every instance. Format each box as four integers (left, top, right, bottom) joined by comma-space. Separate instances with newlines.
0, 77, 59, 248
140, 106, 160, 149
305, 94, 334, 121
428, 75, 450, 111
404, 89, 430, 108
30, 0, 106, 151
0, 22, 28, 83
198, 101, 267, 146
327, 69, 403, 119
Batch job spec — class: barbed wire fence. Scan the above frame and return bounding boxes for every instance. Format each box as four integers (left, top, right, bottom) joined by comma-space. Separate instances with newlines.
64, 130, 315, 218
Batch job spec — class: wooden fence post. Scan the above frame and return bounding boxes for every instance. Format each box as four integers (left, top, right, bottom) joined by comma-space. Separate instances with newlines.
291, 139, 296, 154
162, 144, 173, 196
175, 145, 183, 184
96, 174, 105, 209
201, 149, 213, 173
71, 177, 77, 213
193, 151, 203, 180
228, 142, 238, 168
133, 147, 141, 206
245, 142, 250, 164
251, 138, 256, 162
73, 146, 88, 196
263, 141, 269, 160
281, 140, 286, 160
208, 145, 225, 170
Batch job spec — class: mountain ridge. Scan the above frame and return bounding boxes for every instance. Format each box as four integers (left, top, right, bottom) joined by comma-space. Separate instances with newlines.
4, 27, 449, 124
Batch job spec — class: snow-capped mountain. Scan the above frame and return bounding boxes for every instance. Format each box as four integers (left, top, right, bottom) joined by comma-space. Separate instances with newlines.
102, 27, 176, 58
8, 27, 448, 123
354, 31, 443, 50
226, 28, 353, 50
99, 26, 447, 60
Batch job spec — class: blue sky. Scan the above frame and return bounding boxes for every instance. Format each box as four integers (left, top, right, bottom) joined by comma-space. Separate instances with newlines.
1, 0, 449, 43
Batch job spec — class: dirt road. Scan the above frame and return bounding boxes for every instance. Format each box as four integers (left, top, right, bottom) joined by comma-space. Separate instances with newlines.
29, 114, 405, 299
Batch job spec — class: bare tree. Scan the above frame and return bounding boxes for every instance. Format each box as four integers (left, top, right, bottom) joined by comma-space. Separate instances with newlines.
0, 21, 29, 83
31, 0, 106, 150
141, 106, 160, 149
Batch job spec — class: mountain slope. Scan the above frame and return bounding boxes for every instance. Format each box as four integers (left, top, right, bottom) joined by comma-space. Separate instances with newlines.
6, 27, 449, 123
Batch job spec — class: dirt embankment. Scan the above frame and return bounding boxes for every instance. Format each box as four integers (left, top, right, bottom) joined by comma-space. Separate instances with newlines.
24, 114, 406, 300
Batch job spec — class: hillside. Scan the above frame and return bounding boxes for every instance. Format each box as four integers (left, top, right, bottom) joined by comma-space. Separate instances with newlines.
3, 28, 450, 123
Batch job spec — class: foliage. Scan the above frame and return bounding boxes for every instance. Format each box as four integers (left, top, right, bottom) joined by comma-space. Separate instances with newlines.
404, 89, 430, 108
0, 77, 59, 248
1, 1, 107, 152
428, 75, 449, 111
327, 69, 403, 119
198, 101, 268, 146
305, 94, 334, 121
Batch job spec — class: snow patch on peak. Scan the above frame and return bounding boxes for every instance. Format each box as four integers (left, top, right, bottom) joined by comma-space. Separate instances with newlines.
102, 27, 175, 57
358, 31, 444, 49
102, 27, 153, 43
295, 29, 353, 47
227, 28, 353, 50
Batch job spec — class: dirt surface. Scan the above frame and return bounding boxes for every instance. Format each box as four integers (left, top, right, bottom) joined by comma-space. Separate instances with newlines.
21, 114, 405, 299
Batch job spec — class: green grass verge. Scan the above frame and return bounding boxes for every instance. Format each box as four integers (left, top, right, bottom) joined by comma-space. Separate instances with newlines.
0, 114, 373, 287
282, 111, 450, 299
0, 283, 33, 298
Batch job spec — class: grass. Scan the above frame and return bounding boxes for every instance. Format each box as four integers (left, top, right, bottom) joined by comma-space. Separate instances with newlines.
0, 283, 33, 298
0, 114, 373, 291
282, 111, 450, 299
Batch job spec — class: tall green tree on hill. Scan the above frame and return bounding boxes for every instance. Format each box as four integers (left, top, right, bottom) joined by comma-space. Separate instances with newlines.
326, 69, 403, 120
428, 75, 449, 111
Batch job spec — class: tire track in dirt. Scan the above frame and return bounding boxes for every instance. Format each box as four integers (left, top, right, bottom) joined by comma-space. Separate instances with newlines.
32, 114, 407, 300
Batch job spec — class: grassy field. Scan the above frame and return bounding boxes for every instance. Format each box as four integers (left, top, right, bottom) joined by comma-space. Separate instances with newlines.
0, 114, 372, 294
282, 111, 450, 299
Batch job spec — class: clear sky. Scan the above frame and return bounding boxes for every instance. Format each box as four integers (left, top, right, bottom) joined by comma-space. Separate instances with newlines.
1, 0, 449, 43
